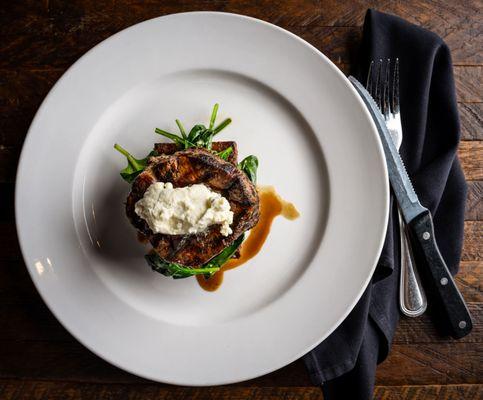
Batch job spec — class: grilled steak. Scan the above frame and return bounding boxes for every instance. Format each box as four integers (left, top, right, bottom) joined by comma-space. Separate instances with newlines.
126, 145, 259, 266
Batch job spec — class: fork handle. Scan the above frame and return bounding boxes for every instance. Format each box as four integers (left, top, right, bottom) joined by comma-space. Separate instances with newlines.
399, 210, 427, 317
407, 210, 472, 339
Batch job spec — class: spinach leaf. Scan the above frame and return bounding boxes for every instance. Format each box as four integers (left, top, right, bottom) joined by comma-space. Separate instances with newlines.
154, 104, 232, 151
213, 118, 232, 134
154, 128, 194, 149
145, 253, 221, 279
202, 234, 245, 277
216, 146, 233, 160
145, 234, 245, 280
188, 124, 211, 147
175, 119, 187, 139
113, 144, 157, 184
209, 103, 219, 129
238, 155, 259, 184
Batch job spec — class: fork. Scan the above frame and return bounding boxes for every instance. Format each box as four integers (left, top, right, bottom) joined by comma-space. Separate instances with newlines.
366, 59, 427, 317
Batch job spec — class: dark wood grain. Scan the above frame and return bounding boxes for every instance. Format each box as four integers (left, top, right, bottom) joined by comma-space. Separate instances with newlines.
462, 222, 482, 261
466, 182, 483, 221
455, 262, 483, 303
454, 66, 482, 103
0, 223, 20, 262
1, 0, 481, 65
460, 104, 483, 141
1, 334, 482, 386
0, 147, 18, 184
373, 384, 483, 399
0, 27, 355, 70
375, 343, 482, 385
1, 1, 481, 398
459, 142, 483, 180
0, 381, 325, 400
1, 380, 482, 400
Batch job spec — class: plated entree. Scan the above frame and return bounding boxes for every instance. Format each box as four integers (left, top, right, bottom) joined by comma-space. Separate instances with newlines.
115, 105, 298, 290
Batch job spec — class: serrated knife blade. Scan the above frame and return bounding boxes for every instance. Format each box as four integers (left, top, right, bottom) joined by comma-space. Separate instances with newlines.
349, 75, 472, 339
348, 76, 426, 224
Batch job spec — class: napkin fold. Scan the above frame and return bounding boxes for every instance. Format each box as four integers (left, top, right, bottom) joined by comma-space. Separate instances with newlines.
303, 9, 467, 399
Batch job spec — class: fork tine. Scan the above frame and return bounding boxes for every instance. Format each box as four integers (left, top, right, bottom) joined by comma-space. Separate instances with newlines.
392, 58, 400, 114
374, 59, 383, 110
382, 58, 390, 118
366, 60, 374, 93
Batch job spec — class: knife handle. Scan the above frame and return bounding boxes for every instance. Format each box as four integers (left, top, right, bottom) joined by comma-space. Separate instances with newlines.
407, 210, 472, 339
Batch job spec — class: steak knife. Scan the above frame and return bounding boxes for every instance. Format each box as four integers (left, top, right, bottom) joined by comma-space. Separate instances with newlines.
349, 76, 472, 339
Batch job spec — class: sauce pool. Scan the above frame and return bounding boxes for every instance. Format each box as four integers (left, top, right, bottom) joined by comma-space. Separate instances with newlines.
197, 186, 299, 291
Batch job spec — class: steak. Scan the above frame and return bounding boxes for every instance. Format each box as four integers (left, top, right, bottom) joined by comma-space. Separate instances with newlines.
126, 144, 259, 266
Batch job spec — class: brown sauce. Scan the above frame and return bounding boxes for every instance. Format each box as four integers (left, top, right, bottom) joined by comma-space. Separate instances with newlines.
197, 186, 299, 291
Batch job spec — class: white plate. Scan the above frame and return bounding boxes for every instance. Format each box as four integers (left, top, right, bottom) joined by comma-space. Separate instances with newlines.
16, 12, 389, 385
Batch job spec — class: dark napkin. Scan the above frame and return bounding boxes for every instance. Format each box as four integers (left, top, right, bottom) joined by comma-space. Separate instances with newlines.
303, 9, 467, 399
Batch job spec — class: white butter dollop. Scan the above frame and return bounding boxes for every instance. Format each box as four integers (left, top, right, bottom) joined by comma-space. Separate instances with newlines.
134, 182, 234, 237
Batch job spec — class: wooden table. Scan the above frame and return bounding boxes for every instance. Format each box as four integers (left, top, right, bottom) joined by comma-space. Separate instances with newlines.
1, 1, 481, 399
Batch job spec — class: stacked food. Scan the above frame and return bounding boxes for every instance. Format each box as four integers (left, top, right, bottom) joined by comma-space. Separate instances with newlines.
114, 105, 260, 280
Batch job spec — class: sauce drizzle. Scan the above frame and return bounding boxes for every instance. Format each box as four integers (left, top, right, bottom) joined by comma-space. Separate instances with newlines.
197, 186, 299, 291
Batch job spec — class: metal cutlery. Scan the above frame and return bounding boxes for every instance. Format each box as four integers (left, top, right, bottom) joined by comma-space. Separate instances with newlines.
349, 75, 473, 339
366, 59, 427, 317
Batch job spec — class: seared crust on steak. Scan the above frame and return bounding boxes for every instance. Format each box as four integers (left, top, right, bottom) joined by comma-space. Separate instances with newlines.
154, 141, 238, 165
126, 146, 259, 266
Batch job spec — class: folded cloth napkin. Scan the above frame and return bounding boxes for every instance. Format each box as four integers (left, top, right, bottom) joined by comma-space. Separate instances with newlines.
303, 9, 467, 399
